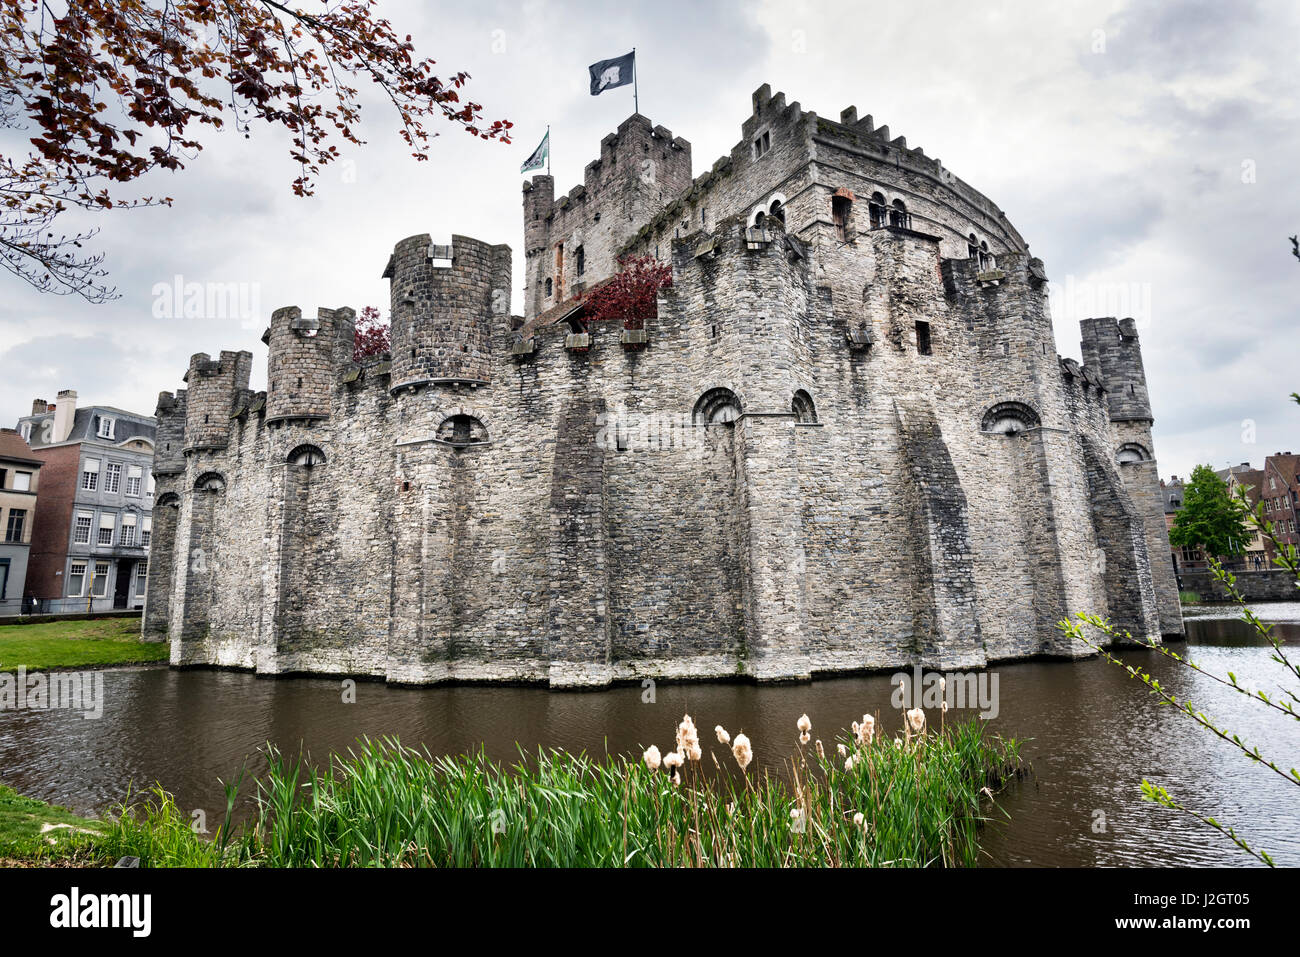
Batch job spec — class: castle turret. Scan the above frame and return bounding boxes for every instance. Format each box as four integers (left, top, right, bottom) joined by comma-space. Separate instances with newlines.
1080, 317, 1152, 422
264, 305, 355, 424
385, 234, 510, 390
523, 175, 553, 256
183, 350, 252, 452
152, 390, 187, 475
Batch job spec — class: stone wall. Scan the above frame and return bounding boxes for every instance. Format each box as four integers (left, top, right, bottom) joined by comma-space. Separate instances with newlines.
148, 84, 1183, 686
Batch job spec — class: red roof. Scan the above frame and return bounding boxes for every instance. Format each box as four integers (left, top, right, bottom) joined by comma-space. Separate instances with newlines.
0, 429, 41, 465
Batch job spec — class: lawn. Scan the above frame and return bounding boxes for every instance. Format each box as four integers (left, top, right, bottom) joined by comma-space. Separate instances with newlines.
0, 784, 104, 865
0, 618, 168, 672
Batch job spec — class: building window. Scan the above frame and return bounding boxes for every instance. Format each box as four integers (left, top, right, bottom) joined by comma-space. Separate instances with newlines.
97, 417, 115, 439
121, 516, 137, 547
141, 517, 152, 548
13, 471, 30, 491
73, 513, 92, 544
915, 321, 932, 355
752, 130, 771, 158
982, 401, 1041, 435
792, 390, 817, 424
968, 233, 980, 260
832, 194, 853, 242
5, 509, 25, 542
889, 199, 910, 229
97, 521, 114, 546
768, 199, 785, 225
105, 462, 122, 494
81, 458, 100, 491
693, 388, 742, 426
545, 277, 553, 298
68, 561, 87, 596
868, 192, 887, 229
135, 560, 148, 597
19, 422, 31, 441
91, 561, 110, 598
126, 465, 142, 496
576, 245, 585, 278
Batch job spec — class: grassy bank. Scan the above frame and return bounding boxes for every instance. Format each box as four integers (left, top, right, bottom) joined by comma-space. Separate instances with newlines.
16, 712, 1023, 868
0, 785, 104, 866
0, 618, 167, 672
1179, 590, 1203, 605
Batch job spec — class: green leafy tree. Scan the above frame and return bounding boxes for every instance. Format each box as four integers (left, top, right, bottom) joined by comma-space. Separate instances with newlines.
1169, 464, 1251, 559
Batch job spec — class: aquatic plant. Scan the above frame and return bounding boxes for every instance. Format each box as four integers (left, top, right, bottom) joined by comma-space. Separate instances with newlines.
81, 711, 1020, 869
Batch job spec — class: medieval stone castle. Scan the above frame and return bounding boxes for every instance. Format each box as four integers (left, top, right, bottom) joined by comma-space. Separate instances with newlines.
143, 84, 1182, 687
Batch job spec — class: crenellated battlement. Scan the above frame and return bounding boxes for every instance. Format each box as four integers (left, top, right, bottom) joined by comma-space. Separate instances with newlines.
181, 349, 252, 453
262, 305, 355, 424
386, 234, 511, 391
1080, 316, 1153, 423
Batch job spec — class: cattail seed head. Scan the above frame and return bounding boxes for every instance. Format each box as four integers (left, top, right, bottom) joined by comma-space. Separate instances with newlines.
732, 733, 753, 771
643, 745, 662, 771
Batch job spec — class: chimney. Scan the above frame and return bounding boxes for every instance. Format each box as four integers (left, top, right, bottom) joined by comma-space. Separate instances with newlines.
31, 398, 48, 415
53, 389, 77, 442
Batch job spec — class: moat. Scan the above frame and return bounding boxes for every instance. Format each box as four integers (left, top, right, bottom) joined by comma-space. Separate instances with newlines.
3, 604, 1297, 867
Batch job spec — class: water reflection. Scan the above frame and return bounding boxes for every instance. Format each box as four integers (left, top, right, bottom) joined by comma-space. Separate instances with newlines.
3, 605, 1298, 867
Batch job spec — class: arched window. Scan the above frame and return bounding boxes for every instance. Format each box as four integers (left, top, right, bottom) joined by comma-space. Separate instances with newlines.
545, 277, 553, 298
1116, 443, 1150, 464
792, 390, 817, 424
576, 245, 585, 278
753, 210, 766, 230
287, 444, 326, 467
868, 192, 887, 230
979, 240, 993, 271
693, 388, 742, 426
768, 199, 785, 225
156, 492, 181, 508
194, 472, 226, 493
889, 198, 910, 229
437, 414, 488, 447
981, 402, 1040, 436
968, 233, 980, 260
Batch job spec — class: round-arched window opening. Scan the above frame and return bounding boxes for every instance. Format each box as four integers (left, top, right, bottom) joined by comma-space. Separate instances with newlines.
694, 388, 742, 426
769, 199, 785, 225
981, 402, 1040, 436
288, 444, 326, 467
194, 472, 226, 493
437, 414, 488, 447
792, 389, 817, 424
156, 492, 181, 509
1116, 443, 1150, 464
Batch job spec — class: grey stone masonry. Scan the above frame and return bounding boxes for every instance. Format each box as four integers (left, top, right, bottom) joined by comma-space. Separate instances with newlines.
148, 84, 1183, 686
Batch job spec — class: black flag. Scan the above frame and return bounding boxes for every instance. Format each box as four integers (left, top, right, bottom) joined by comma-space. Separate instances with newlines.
589, 51, 635, 95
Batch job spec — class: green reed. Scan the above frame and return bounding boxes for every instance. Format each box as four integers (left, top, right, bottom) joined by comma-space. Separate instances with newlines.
90, 715, 1021, 868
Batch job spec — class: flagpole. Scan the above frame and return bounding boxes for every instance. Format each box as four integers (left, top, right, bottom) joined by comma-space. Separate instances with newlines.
547, 125, 551, 175
632, 48, 639, 115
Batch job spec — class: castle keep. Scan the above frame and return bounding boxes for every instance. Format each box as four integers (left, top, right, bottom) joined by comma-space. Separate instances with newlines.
144, 84, 1183, 687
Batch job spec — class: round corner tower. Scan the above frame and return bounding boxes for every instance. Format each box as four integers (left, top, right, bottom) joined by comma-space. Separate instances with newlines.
386, 234, 511, 391
183, 350, 252, 452
265, 305, 354, 424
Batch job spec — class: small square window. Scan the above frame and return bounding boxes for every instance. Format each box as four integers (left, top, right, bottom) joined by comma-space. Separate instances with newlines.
915, 321, 932, 355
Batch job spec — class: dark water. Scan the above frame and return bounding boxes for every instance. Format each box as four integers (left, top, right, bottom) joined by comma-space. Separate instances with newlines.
3, 604, 1298, 867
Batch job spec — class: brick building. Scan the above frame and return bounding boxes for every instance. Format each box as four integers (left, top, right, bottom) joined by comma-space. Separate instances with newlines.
16, 391, 156, 612
145, 86, 1182, 687
0, 429, 43, 614
1261, 451, 1299, 563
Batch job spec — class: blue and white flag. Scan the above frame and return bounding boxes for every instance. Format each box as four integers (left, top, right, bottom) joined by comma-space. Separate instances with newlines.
520, 130, 549, 174
589, 51, 635, 95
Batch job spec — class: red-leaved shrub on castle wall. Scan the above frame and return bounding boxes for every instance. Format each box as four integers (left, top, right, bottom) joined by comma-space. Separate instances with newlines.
582, 256, 672, 330
354, 306, 391, 361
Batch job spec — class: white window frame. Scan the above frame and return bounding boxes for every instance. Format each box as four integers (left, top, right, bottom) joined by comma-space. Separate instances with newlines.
13, 471, 30, 491
82, 458, 100, 491
97, 417, 116, 439
104, 462, 122, 494
73, 513, 93, 545
121, 522, 137, 547
141, 515, 152, 549
68, 561, 87, 596
97, 514, 115, 546
135, 560, 148, 597
125, 465, 142, 497
19, 422, 31, 442
91, 561, 110, 597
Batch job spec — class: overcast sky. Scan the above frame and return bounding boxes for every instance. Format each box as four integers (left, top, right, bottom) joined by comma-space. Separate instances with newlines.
0, 0, 1296, 479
